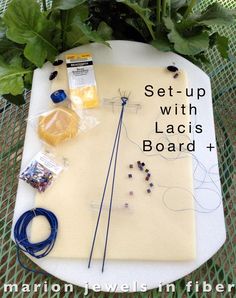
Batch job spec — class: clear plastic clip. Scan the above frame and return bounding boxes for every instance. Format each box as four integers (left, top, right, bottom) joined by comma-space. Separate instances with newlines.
103, 97, 142, 113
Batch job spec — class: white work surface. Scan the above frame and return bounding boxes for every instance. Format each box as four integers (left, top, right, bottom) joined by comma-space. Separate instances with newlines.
12, 41, 226, 292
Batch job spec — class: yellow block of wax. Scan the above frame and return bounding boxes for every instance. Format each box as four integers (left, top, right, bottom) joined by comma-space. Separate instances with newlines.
38, 106, 79, 146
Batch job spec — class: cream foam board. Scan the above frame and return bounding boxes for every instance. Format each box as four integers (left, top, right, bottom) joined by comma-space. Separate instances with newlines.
31, 64, 195, 261
11, 41, 225, 292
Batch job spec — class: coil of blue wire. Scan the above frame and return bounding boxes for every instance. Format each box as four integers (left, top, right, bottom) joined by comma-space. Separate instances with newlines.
14, 208, 58, 274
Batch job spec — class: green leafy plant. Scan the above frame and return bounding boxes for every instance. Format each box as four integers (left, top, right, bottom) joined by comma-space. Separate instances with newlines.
0, 0, 235, 105
0, 0, 111, 105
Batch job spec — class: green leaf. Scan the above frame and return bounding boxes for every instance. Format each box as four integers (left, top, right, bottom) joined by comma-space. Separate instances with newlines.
116, 0, 155, 39
194, 53, 210, 64
0, 56, 32, 96
175, 19, 208, 36
126, 17, 150, 40
151, 38, 172, 52
61, 4, 89, 26
171, 0, 187, 11
216, 34, 229, 59
197, 3, 235, 26
61, 5, 108, 49
163, 17, 209, 55
52, 0, 86, 10
0, 37, 23, 60
2, 93, 25, 106
210, 32, 229, 59
0, 18, 6, 38
66, 21, 108, 48
3, 0, 59, 67
97, 21, 113, 40
24, 71, 34, 89
0, 18, 24, 61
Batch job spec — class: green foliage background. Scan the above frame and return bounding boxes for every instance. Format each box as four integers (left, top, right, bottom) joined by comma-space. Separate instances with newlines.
0, 0, 235, 105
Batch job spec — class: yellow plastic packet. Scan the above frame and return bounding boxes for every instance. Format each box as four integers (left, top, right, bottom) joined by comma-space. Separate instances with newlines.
66, 53, 99, 109
38, 106, 79, 146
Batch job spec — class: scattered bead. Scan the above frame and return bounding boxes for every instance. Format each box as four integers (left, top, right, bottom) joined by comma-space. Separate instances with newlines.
173, 73, 179, 79
147, 173, 151, 177
129, 191, 134, 196
167, 65, 178, 72
49, 71, 58, 80
145, 176, 150, 181
147, 189, 151, 193
137, 161, 141, 165
138, 166, 143, 171
141, 162, 145, 166
145, 169, 149, 173
53, 59, 63, 66
128, 174, 132, 178
129, 164, 133, 169
124, 202, 129, 208
150, 183, 154, 187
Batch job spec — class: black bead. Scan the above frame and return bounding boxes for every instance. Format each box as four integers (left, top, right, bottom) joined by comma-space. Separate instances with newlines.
150, 183, 154, 187
167, 65, 178, 72
147, 173, 151, 177
49, 71, 58, 80
141, 162, 145, 166
147, 189, 151, 193
128, 174, 132, 178
53, 60, 63, 66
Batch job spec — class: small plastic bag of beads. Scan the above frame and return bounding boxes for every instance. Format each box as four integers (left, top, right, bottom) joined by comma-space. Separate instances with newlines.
19, 151, 64, 192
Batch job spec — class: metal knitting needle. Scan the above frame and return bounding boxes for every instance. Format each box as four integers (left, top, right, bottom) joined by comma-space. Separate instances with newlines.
88, 109, 123, 269
101, 98, 126, 272
88, 91, 129, 271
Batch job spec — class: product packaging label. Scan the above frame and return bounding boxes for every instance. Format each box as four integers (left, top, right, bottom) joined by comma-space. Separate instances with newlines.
66, 53, 99, 109
35, 152, 63, 175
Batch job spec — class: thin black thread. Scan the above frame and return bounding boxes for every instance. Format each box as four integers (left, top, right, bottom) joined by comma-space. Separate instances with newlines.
122, 122, 222, 213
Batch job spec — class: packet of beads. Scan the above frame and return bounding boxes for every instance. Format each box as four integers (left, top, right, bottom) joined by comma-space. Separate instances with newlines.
19, 151, 64, 192
65, 53, 99, 109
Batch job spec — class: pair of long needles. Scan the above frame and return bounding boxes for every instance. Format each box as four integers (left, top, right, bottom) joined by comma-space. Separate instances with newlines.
88, 90, 130, 272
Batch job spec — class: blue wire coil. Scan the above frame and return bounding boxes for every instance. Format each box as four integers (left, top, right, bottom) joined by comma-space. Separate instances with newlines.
14, 208, 58, 259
